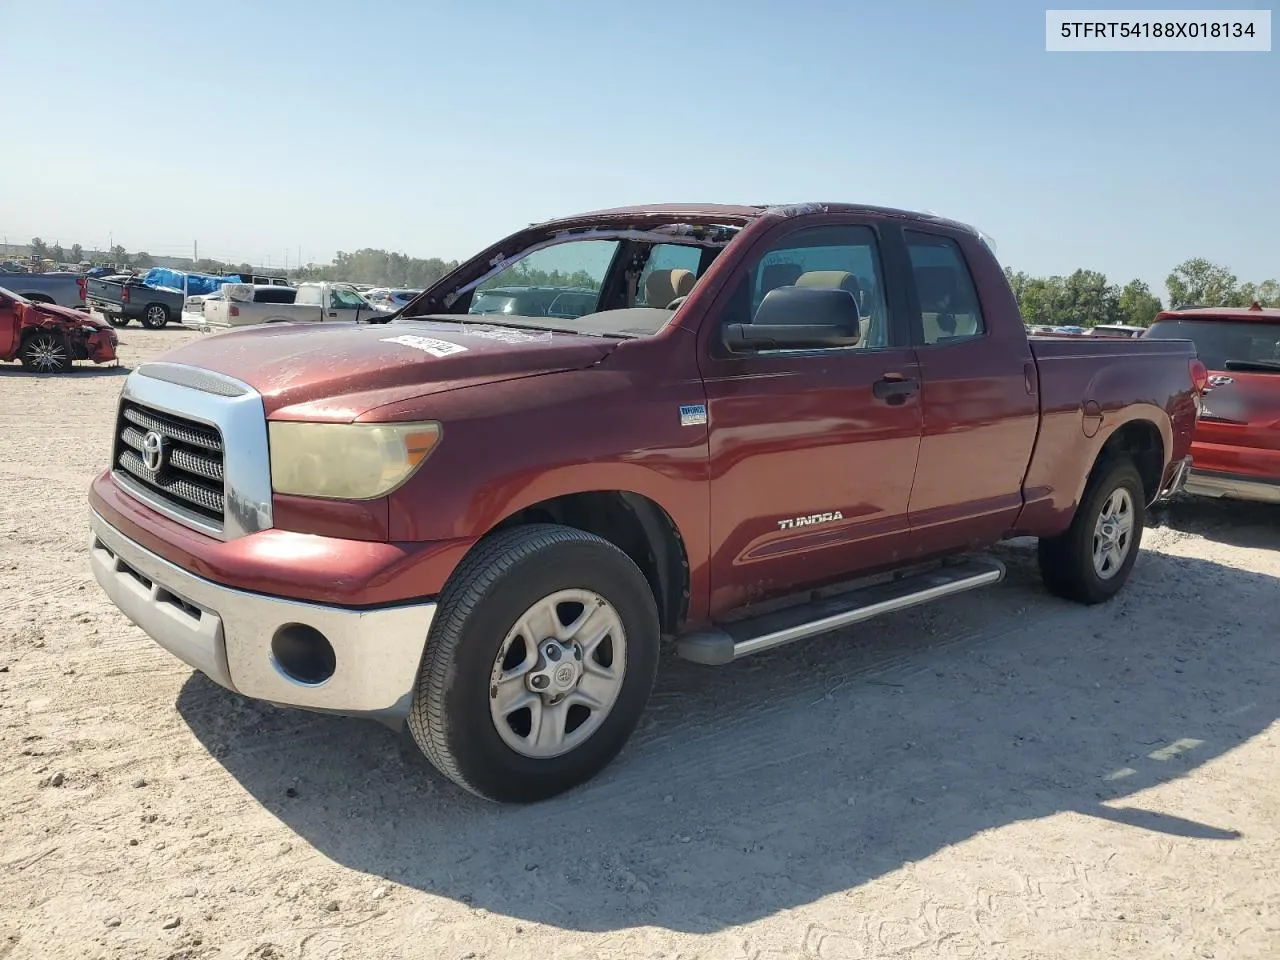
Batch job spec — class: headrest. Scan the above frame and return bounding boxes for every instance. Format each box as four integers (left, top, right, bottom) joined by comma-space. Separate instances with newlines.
644, 268, 696, 308
760, 262, 803, 294
795, 270, 862, 300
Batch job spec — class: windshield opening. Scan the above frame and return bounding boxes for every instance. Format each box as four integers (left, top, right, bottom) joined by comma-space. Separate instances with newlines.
406, 223, 739, 338
1146, 318, 1280, 371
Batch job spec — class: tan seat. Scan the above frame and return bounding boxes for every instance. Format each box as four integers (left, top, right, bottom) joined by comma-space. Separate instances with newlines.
644, 268, 696, 308
794, 270, 867, 343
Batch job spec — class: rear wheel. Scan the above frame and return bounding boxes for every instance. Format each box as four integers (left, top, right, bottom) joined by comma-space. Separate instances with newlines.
19, 332, 72, 373
408, 524, 661, 803
1038, 458, 1145, 604
107, 315, 131, 328
141, 304, 169, 329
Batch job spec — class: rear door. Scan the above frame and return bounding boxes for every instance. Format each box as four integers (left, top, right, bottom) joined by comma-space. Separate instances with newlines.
899, 227, 1040, 554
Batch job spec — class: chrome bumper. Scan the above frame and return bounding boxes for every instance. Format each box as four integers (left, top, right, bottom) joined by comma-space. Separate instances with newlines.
1184, 469, 1280, 505
89, 510, 436, 719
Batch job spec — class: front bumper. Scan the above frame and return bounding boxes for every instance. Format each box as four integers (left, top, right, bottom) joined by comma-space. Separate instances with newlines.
1184, 469, 1280, 505
90, 509, 436, 720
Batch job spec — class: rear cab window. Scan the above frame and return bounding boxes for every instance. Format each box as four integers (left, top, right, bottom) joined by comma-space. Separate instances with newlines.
1146, 315, 1280, 372
904, 231, 986, 345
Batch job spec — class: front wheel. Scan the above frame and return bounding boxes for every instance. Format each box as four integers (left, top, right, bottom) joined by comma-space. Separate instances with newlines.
141, 304, 169, 329
19, 332, 73, 373
408, 524, 660, 803
1038, 458, 1145, 604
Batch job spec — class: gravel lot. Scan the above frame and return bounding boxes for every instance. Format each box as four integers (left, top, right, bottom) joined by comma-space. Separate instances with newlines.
2, 326, 1277, 960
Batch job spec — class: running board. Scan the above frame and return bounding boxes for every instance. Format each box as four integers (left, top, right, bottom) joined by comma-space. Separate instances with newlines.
676, 557, 1006, 666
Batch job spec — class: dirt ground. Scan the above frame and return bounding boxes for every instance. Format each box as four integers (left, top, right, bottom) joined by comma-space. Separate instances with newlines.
2, 326, 1277, 960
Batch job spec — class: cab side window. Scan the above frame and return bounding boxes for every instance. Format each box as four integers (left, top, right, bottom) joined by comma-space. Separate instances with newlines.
905, 232, 985, 344
719, 224, 891, 351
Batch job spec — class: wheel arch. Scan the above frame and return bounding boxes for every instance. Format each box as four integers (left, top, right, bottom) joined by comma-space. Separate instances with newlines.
481, 490, 691, 637
1091, 416, 1166, 505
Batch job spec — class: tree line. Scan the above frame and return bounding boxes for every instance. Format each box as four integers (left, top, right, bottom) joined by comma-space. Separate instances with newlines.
17, 237, 1278, 325
1005, 258, 1280, 329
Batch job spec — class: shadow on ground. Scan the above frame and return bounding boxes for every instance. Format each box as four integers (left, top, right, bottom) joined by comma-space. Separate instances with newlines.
176, 541, 1278, 933
0, 364, 130, 378
1152, 496, 1280, 551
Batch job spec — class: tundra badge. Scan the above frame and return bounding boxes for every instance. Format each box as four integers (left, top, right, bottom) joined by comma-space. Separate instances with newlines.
778, 511, 844, 531
679, 404, 708, 427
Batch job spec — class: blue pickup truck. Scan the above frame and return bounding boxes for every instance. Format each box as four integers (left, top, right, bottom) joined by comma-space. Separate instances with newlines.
0, 270, 87, 309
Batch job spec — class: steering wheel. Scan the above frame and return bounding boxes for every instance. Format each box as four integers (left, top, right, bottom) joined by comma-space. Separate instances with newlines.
666, 296, 688, 311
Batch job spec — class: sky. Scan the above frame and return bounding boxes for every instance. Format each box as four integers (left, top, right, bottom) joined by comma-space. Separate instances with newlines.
1, 0, 1276, 300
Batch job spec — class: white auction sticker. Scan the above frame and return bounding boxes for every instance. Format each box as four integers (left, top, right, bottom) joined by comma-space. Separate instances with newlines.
1046, 9, 1271, 51
380, 335, 468, 358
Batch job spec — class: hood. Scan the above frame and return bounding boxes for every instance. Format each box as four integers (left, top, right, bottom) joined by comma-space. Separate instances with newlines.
154, 317, 618, 419
29, 301, 107, 330
1198, 369, 1280, 442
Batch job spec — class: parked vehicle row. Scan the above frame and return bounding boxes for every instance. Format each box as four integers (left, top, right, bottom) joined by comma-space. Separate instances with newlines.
87, 200, 1204, 803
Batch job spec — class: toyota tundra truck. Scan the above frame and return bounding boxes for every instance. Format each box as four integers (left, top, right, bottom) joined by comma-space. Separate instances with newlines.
87, 202, 1202, 803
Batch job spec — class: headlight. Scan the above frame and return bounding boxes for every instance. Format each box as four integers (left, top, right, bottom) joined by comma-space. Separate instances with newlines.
268, 421, 441, 500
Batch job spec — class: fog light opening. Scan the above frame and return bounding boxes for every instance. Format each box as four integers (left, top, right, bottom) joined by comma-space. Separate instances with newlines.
271, 624, 336, 686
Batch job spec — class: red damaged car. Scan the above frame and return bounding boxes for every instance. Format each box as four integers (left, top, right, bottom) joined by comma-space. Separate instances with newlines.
1, 285, 118, 372
1146, 301, 1280, 504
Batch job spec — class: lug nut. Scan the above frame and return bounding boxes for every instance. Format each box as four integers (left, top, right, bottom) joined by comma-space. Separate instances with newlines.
531, 675, 550, 690
545, 644, 561, 662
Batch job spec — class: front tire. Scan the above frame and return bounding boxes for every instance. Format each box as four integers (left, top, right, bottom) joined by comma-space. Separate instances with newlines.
141, 304, 169, 329
19, 332, 72, 372
408, 524, 660, 803
1038, 458, 1145, 604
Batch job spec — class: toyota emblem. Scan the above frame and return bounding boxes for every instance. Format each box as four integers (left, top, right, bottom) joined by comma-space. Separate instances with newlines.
140, 431, 167, 473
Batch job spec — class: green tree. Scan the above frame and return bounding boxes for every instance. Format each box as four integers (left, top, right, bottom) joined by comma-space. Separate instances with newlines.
1018, 275, 1068, 326
70, 243, 83, 262
109, 244, 127, 265
133, 251, 155, 268
30, 237, 47, 261
1061, 269, 1120, 327
1166, 258, 1238, 308
50, 242, 66, 263
1116, 279, 1162, 327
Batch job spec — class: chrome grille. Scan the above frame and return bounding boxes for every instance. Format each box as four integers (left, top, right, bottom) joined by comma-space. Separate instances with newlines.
113, 401, 225, 525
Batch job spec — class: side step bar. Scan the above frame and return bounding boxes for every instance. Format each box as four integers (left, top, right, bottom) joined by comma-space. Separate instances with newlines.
676, 557, 1005, 666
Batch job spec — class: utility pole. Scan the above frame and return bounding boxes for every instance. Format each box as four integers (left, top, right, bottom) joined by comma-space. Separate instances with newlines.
194, 240, 198, 265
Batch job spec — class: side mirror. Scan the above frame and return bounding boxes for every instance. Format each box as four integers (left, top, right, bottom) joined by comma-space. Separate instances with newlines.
724, 285, 861, 352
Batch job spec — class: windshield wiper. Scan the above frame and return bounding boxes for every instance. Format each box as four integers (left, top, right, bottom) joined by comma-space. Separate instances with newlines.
1223, 358, 1280, 372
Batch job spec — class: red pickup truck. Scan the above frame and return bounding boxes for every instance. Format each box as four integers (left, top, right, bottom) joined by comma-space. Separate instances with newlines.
88, 202, 1201, 802
1145, 302, 1280, 503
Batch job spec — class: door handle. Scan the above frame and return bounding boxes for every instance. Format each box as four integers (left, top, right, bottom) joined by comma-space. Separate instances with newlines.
872, 375, 919, 403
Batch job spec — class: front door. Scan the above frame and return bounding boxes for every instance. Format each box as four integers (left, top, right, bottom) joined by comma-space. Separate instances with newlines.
699, 219, 923, 616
